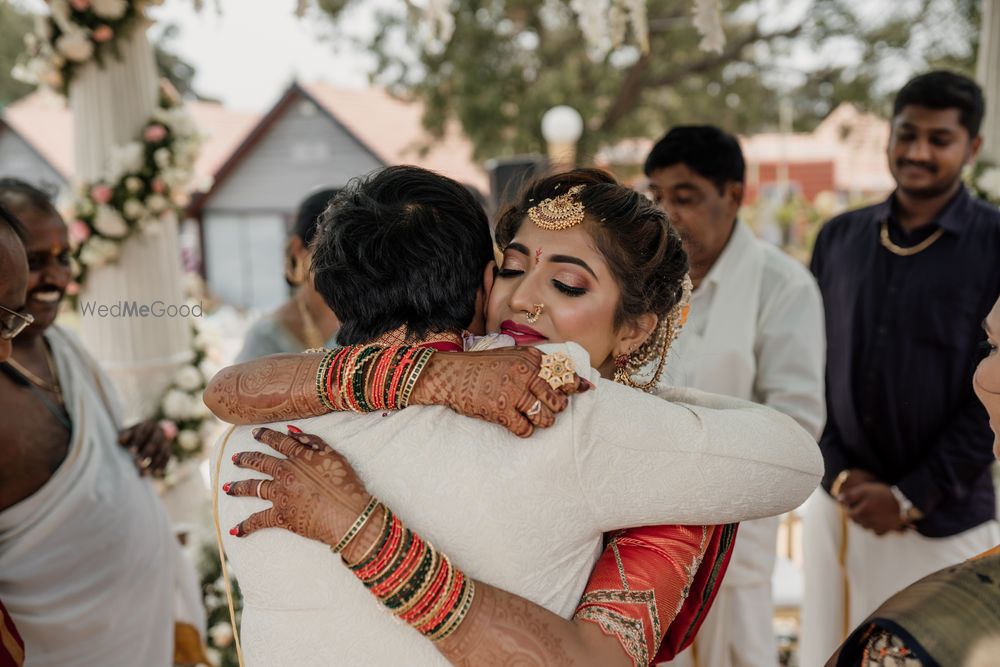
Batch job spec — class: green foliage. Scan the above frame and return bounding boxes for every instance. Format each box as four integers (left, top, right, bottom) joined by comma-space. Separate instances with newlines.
316, 0, 982, 160
198, 541, 243, 667
0, 3, 34, 107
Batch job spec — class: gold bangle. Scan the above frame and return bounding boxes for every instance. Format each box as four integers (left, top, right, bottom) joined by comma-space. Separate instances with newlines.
432, 579, 476, 642
830, 469, 852, 498
332, 496, 381, 554
399, 348, 435, 408
394, 548, 441, 617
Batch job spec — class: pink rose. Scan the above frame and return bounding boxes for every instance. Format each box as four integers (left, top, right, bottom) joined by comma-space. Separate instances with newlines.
159, 419, 179, 441
70, 0, 92, 11
65, 282, 81, 296
69, 220, 92, 243
151, 178, 167, 194
144, 124, 167, 143
90, 184, 113, 204
92, 25, 114, 42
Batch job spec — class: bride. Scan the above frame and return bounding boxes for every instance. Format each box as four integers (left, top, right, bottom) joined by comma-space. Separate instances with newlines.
207, 167, 821, 665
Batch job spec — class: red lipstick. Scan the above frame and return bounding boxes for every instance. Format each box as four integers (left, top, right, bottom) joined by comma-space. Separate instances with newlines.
500, 320, 549, 345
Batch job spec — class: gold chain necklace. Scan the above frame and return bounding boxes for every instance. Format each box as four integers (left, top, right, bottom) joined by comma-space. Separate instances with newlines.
879, 221, 946, 257
6, 345, 63, 404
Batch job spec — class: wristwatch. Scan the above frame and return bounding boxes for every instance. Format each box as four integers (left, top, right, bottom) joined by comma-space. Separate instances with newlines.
890, 485, 925, 523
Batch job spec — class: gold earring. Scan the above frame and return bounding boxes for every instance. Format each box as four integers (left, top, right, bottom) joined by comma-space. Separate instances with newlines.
525, 303, 544, 324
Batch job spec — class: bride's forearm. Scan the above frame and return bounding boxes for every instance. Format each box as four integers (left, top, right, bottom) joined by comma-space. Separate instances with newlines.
338, 510, 631, 667
204, 353, 329, 424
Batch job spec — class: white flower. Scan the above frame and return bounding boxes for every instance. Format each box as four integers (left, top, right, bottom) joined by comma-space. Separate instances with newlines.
153, 147, 172, 169
92, 205, 128, 238
146, 194, 170, 214
78, 237, 119, 267
55, 29, 94, 63
125, 176, 144, 193
108, 141, 145, 181
162, 388, 194, 420
692, 0, 726, 54
977, 167, 1000, 200
173, 365, 203, 392
122, 198, 146, 221
92, 0, 128, 20
177, 429, 201, 452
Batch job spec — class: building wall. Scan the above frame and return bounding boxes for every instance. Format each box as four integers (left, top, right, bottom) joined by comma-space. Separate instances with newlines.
0, 127, 68, 196
201, 93, 384, 310
206, 94, 383, 212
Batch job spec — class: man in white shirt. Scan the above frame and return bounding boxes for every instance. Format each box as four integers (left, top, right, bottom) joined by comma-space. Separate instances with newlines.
646, 126, 826, 667
213, 165, 824, 666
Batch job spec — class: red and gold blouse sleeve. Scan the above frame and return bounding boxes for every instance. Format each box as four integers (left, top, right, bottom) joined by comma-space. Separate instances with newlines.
573, 523, 738, 666
0, 599, 24, 667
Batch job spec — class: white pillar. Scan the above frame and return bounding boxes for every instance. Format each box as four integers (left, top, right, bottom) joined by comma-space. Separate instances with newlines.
977, 0, 1000, 161
70, 24, 191, 424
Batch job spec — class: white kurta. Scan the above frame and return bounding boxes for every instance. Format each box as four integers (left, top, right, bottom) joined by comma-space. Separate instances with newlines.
214, 342, 824, 667
0, 327, 182, 666
665, 223, 826, 667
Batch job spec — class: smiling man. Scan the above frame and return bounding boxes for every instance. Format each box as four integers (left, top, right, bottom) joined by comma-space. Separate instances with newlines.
800, 71, 1000, 665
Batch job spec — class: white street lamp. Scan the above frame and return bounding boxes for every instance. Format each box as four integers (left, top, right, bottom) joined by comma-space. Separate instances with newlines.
541, 105, 584, 170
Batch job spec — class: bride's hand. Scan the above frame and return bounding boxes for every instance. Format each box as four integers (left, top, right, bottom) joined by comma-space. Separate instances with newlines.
224, 426, 378, 556
409, 347, 592, 438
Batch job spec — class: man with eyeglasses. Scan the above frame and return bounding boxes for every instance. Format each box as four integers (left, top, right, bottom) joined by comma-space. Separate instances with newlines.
0, 203, 28, 666
0, 203, 30, 363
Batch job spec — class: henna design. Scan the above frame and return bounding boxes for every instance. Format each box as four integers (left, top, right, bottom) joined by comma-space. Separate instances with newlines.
204, 354, 329, 424
227, 427, 374, 548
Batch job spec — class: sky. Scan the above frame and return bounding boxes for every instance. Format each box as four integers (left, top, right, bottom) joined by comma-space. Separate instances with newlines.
16, 0, 387, 111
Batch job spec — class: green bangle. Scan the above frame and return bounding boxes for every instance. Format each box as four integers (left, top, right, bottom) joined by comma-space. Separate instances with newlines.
331, 495, 381, 554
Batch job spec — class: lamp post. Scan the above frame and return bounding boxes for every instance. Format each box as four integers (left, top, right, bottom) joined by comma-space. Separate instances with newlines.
541, 105, 584, 170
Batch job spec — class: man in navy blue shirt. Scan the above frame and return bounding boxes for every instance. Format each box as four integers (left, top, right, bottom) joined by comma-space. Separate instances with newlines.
800, 71, 1000, 665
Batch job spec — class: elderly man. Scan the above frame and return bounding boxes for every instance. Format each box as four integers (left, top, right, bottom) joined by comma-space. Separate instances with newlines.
645, 126, 826, 667
0, 179, 204, 666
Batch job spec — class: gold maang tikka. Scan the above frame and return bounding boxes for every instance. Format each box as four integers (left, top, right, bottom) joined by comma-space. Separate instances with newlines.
528, 185, 586, 231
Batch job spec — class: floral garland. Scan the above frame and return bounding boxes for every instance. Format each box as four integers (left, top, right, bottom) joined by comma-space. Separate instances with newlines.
14, 0, 164, 95
968, 161, 1000, 208
65, 83, 201, 291
155, 320, 220, 469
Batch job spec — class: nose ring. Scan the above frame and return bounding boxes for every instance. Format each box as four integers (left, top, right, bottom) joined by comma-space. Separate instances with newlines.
525, 303, 544, 324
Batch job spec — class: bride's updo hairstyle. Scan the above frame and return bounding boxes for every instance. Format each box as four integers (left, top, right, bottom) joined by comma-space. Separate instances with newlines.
494, 169, 689, 390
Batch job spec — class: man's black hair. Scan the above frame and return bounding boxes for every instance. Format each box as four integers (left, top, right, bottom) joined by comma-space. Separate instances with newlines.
643, 125, 746, 193
0, 178, 59, 219
312, 165, 493, 345
893, 70, 985, 138
0, 203, 27, 243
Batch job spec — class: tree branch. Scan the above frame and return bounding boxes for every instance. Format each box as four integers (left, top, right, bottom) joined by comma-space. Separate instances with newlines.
595, 23, 805, 134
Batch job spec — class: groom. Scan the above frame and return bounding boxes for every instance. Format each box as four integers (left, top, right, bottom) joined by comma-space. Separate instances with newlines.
213, 165, 823, 666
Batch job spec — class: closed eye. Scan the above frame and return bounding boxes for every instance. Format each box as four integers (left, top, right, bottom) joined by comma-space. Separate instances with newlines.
553, 280, 586, 297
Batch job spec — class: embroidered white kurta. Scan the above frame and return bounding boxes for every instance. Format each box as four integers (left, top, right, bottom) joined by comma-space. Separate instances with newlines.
665, 223, 826, 667
215, 342, 824, 667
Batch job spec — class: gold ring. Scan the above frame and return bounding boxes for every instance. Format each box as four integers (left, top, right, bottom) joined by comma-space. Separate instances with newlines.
526, 399, 542, 417
255, 479, 265, 499
538, 352, 576, 391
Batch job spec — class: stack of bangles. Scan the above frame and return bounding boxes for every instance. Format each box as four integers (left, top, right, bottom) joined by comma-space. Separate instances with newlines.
333, 498, 475, 642
315, 345, 435, 413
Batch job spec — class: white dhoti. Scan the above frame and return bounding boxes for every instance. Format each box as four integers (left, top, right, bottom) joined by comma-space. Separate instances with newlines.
799, 489, 1000, 667
0, 327, 200, 666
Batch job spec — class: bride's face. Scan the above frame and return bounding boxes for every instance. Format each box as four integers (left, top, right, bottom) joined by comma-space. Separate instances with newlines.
485, 221, 650, 377
974, 296, 1000, 461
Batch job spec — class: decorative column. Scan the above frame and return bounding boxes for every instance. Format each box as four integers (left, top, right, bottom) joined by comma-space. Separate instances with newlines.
70, 24, 191, 424
977, 0, 999, 162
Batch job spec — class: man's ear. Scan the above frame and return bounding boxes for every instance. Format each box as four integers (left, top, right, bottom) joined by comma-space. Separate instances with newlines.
612, 312, 658, 360
729, 181, 745, 207
967, 135, 983, 165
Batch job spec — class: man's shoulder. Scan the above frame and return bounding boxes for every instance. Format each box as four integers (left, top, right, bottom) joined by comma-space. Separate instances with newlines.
755, 240, 818, 290
967, 195, 1000, 233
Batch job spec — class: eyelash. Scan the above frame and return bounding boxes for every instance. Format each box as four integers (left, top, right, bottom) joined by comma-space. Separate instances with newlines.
497, 268, 587, 297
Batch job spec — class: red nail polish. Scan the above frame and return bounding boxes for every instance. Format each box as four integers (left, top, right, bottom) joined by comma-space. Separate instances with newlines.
287, 424, 303, 434
229, 526, 240, 536
222, 482, 231, 493
232, 453, 239, 463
